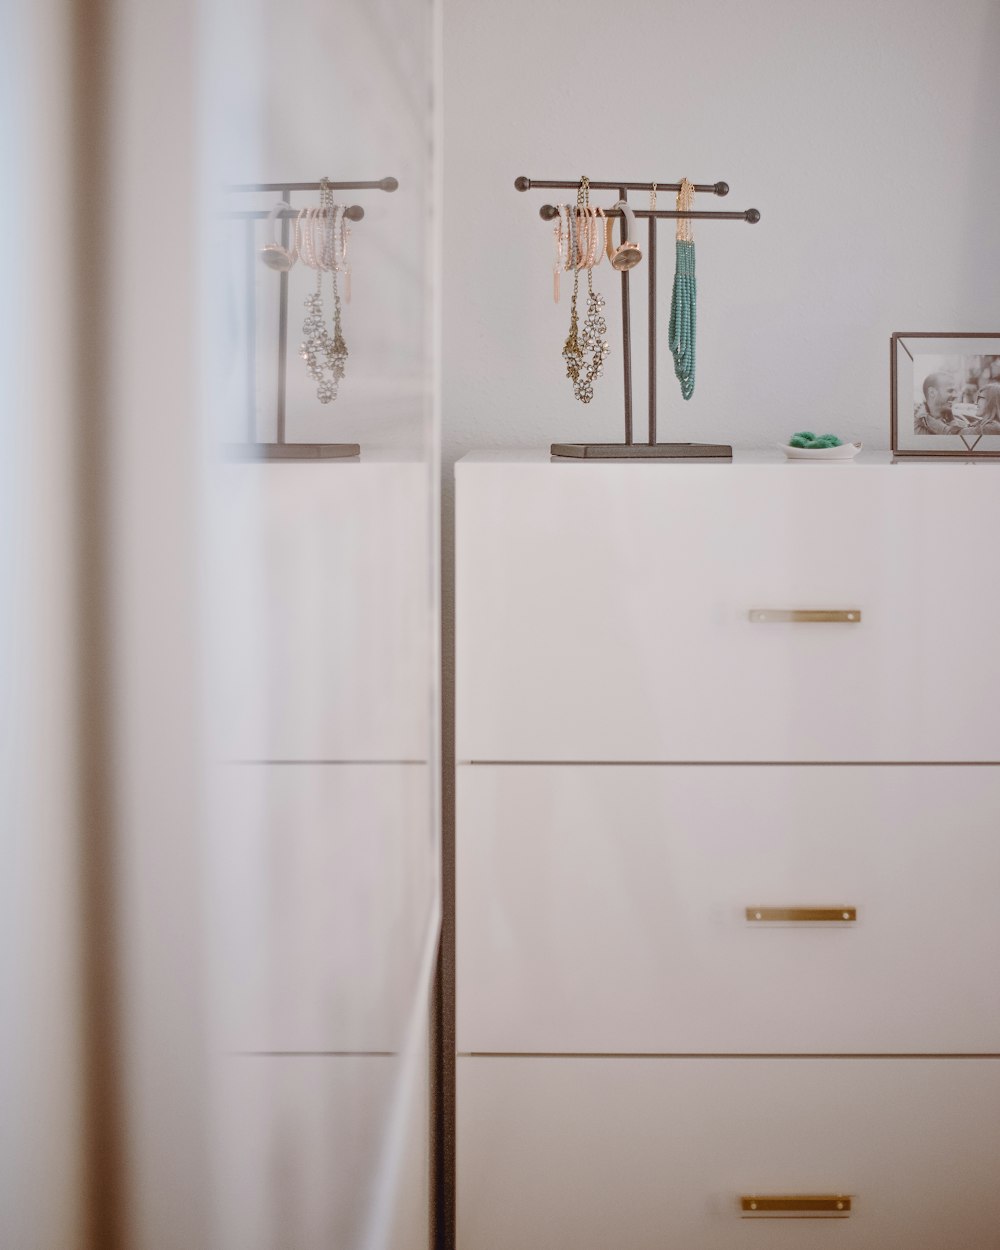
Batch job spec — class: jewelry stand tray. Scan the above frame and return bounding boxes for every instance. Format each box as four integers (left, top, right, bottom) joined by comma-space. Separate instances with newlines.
223, 177, 398, 461
515, 176, 760, 459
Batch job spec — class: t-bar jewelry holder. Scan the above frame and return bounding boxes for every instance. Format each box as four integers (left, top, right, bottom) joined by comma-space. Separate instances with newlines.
516, 175, 760, 459
223, 177, 398, 460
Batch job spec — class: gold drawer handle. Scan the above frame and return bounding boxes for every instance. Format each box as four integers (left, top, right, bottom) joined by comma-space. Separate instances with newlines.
741, 1194, 852, 1217
749, 609, 861, 624
746, 907, 856, 923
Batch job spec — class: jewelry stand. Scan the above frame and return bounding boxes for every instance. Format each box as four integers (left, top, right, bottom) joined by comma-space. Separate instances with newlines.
515, 176, 760, 459
223, 177, 399, 461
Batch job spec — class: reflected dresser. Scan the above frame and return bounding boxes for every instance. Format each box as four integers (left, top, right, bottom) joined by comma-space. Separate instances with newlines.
212, 456, 434, 1250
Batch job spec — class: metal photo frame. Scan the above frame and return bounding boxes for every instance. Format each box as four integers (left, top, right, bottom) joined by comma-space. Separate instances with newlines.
891, 332, 1000, 458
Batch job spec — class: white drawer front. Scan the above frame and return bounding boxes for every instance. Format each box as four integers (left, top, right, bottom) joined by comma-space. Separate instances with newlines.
214, 1056, 395, 1250
457, 1056, 1000, 1250
456, 461, 1000, 761
457, 765, 1000, 1053
214, 460, 430, 762
211, 763, 434, 1052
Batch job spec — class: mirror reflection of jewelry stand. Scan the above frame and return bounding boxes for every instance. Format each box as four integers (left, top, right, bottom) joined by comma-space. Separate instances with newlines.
515, 176, 760, 460
224, 177, 398, 460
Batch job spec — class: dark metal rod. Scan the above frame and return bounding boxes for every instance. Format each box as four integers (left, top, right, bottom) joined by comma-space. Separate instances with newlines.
648, 215, 657, 446
227, 178, 398, 192
276, 188, 290, 445
540, 204, 759, 223
245, 218, 256, 443
619, 186, 633, 446
225, 205, 366, 222
517, 176, 728, 196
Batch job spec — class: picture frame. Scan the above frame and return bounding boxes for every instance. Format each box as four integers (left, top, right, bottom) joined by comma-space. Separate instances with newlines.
891, 332, 1000, 458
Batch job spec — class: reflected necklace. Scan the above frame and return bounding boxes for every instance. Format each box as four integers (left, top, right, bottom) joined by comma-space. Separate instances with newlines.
561, 176, 609, 403
298, 179, 348, 404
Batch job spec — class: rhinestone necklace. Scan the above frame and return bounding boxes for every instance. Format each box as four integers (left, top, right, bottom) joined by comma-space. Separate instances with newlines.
561, 176, 610, 404
298, 179, 349, 404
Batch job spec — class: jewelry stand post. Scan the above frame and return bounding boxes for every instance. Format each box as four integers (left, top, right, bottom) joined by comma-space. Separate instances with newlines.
515, 176, 760, 460
223, 176, 399, 461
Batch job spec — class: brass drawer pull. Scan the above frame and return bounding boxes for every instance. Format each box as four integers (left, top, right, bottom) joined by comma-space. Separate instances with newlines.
741, 1194, 852, 1217
748, 609, 861, 624
746, 907, 856, 923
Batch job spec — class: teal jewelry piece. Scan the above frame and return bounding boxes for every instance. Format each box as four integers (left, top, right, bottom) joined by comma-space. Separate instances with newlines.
789, 431, 843, 448
668, 178, 696, 401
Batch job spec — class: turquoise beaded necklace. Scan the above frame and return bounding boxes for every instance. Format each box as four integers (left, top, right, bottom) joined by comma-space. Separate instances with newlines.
668, 178, 696, 401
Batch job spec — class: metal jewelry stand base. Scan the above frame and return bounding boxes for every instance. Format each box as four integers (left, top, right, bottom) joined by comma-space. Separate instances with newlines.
517, 177, 758, 460
223, 442, 360, 461
551, 441, 731, 459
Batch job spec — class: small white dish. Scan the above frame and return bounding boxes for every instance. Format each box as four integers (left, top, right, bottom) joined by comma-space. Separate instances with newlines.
779, 441, 863, 461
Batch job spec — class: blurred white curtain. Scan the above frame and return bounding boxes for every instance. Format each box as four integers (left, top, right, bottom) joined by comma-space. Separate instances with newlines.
1, 0, 87, 1245
3, 0, 210, 1244
1, 0, 439, 1246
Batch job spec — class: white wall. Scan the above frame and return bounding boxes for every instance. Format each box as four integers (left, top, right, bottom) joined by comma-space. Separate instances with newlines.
442, 0, 1000, 459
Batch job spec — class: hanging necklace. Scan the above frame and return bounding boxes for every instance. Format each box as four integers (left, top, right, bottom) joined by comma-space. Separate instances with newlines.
668, 178, 696, 400
561, 176, 609, 403
552, 213, 564, 304
299, 179, 349, 404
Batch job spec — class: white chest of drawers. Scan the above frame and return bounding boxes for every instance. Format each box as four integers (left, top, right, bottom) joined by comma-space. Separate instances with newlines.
455, 450, 1000, 1248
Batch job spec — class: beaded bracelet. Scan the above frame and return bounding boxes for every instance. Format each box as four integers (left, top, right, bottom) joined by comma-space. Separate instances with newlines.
592, 207, 606, 267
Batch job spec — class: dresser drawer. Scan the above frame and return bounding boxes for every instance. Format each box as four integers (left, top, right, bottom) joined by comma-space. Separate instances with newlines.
457, 1056, 1000, 1250
211, 763, 434, 1052
457, 765, 1000, 1053
456, 459, 1000, 761
213, 459, 431, 762
215, 1055, 395, 1250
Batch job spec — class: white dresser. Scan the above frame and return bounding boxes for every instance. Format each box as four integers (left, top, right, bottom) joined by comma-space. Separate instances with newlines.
455, 450, 1000, 1249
